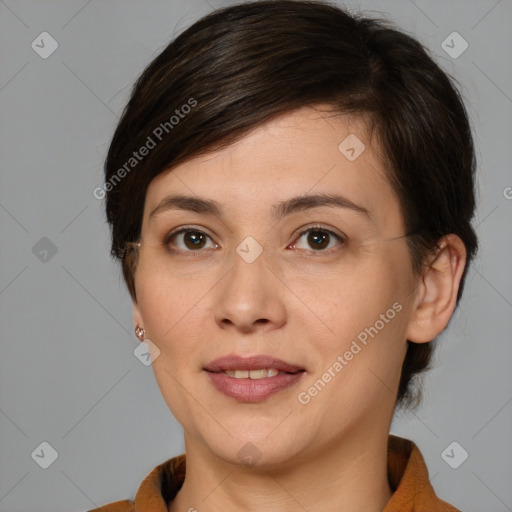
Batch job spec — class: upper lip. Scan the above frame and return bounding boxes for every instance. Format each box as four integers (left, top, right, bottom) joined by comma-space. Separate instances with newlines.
204, 354, 305, 373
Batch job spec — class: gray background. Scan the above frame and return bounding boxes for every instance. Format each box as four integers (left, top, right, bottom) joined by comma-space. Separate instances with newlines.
0, 0, 511, 511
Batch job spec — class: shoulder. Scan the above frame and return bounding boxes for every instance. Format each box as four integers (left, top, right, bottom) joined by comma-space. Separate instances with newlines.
86, 499, 134, 512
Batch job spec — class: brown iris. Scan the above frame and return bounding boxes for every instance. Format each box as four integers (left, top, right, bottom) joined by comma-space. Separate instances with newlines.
183, 231, 207, 250
307, 230, 330, 250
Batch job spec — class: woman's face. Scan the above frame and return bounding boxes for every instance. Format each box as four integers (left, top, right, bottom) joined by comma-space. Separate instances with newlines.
133, 106, 420, 466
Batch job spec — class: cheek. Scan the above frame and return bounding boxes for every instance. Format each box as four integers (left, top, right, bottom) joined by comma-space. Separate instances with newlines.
292, 259, 401, 331
304, 301, 407, 416
299, 256, 412, 386
135, 269, 214, 341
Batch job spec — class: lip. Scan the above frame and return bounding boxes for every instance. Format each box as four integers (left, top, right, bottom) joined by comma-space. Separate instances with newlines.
204, 354, 306, 402
206, 371, 305, 402
204, 354, 305, 373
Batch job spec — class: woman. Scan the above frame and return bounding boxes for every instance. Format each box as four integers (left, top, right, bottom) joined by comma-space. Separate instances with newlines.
91, 1, 477, 510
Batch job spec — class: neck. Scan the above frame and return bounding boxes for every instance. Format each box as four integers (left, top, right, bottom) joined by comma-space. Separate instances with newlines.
169, 425, 393, 512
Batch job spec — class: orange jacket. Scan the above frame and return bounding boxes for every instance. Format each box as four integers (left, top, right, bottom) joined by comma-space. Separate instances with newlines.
88, 435, 460, 511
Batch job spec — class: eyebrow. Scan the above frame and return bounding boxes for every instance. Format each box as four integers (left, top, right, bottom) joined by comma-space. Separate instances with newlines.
149, 193, 370, 221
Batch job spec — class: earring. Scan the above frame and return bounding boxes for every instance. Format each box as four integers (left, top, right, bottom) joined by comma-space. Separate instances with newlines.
134, 325, 145, 341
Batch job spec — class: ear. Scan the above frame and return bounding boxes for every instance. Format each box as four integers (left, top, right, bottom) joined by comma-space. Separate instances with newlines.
406, 234, 467, 343
132, 299, 144, 332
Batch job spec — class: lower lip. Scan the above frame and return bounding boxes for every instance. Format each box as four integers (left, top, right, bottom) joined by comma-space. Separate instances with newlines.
205, 371, 305, 402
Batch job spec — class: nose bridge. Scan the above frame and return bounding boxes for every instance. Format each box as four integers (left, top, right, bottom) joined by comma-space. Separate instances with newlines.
227, 236, 270, 297
213, 235, 285, 330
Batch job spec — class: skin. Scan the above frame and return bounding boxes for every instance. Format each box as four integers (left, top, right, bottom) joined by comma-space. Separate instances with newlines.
131, 105, 466, 512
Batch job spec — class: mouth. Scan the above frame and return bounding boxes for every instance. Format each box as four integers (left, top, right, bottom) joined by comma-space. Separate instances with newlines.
203, 354, 306, 402
216, 368, 300, 379
203, 354, 305, 374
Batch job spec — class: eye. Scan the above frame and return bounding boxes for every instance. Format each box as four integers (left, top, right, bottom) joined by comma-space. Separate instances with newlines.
163, 225, 345, 254
289, 226, 346, 252
165, 227, 219, 253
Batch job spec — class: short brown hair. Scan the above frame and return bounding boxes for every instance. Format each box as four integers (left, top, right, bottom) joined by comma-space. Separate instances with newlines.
103, 0, 478, 410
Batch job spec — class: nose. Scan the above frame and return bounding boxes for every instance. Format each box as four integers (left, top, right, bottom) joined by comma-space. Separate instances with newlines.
213, 246, 287, 334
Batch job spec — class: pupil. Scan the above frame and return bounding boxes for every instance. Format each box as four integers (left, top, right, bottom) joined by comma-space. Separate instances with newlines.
185, 232, 205, 250
308, 230, 329, 250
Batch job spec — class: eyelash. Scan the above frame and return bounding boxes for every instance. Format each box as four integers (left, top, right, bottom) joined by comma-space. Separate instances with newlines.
163, 224, 347, 256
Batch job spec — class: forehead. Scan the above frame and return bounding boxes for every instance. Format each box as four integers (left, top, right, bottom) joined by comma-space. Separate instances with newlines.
193, 107, 375, 171
143, 106, 400, 230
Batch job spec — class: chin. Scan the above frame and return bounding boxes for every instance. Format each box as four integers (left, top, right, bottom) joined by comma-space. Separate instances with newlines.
201, 427, 305, 469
